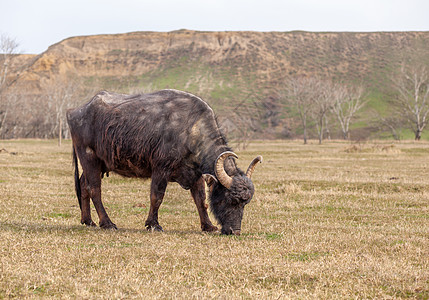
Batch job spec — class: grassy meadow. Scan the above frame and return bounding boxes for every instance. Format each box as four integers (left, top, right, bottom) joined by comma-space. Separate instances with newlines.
0, 139, 428, 299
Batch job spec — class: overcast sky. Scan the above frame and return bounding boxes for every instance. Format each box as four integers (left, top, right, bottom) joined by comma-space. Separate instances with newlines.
2, 0, 429, 54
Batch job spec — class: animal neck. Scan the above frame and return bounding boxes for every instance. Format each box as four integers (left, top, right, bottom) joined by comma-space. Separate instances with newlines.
186, 112, 236, 176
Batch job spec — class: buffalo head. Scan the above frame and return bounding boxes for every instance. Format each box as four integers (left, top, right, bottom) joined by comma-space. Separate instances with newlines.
206, 151, 262, 235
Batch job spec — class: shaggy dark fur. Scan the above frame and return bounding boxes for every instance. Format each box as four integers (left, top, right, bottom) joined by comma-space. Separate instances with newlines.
67, 89, 260, 234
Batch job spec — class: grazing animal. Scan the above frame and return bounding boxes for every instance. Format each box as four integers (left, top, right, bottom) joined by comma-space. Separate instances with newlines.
67, 89, 262, 235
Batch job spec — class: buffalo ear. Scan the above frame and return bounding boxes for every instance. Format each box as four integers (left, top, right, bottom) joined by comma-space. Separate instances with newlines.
202, 174, 217, 187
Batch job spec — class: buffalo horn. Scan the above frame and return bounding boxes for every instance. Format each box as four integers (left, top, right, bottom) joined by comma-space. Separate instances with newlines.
215, 151, 238, 189
246, 155, 263, 178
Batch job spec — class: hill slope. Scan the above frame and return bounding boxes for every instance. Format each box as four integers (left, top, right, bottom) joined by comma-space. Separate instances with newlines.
9, 30, 429, 139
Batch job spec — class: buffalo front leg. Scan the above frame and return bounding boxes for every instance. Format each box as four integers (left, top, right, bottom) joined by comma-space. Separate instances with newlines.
79, 174, 96, 227
145, 175, 167, 232
191, 177, 218, 232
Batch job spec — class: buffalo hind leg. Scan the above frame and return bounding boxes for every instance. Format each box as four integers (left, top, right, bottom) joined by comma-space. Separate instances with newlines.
145, 174, 167, 232
86, 172, 117, 229
80, 174, 96, 227
77, 147, 117, 229
191, 177, 218, 232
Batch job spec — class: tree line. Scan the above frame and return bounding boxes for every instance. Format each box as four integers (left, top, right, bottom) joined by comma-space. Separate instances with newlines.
284, 59, 429, 143
1, 34, 429, 144
282, 76, 366, 144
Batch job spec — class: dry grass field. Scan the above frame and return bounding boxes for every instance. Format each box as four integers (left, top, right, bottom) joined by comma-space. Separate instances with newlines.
0, 139, 428, 299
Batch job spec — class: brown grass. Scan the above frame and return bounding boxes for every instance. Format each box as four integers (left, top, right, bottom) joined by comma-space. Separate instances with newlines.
0, 139, 428, 299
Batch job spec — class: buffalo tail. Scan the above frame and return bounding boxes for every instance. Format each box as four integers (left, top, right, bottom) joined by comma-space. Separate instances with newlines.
72, 146, 82, 210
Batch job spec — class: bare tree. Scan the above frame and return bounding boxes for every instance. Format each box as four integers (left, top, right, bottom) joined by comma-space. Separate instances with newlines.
0, 93, 11, 136
324, 114, 332, 141
44, 77, 82, 146
0, 34, 20, 135
0, 92, 20, 138
225, 98, 261, 150
311, 79, 336, 144
0, 34, 19, 92
284, 77, 316, 144
332, 84, 366, 140
372, 110, 404, 140
392, 63, 429, 140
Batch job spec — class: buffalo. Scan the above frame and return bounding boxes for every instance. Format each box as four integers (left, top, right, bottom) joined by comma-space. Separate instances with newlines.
67, 89, 262, 235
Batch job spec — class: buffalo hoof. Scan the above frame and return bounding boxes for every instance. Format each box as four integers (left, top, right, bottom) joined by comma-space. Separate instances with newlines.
146, 224, 164, 232
81, 219, 96, 227
99, 220, 118, 230
202, 224, 218, 232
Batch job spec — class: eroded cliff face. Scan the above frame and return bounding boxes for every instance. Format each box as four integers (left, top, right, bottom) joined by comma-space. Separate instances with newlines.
11, 30, 429, 95
16, 30, 263, 90
3, 30, 429, 139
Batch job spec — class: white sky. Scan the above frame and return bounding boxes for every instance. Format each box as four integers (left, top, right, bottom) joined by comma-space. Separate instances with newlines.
2, 0, 429, 54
